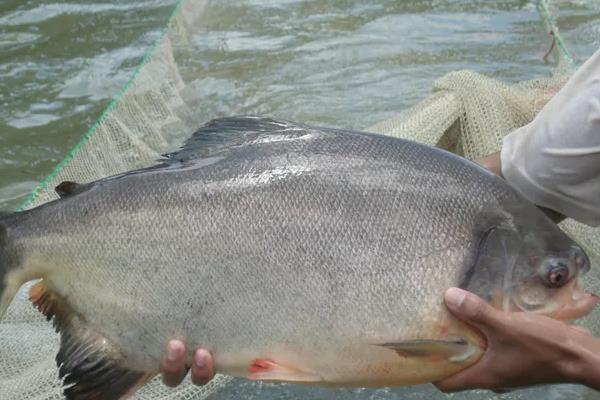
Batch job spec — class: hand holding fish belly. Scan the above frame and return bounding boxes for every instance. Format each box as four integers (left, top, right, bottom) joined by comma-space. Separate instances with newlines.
161, 342, 213, 387
160, 291, 600, 394
0, 117, 595, 400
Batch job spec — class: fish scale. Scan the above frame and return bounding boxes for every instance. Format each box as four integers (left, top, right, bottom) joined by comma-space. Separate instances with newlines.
0, 116, 594, 400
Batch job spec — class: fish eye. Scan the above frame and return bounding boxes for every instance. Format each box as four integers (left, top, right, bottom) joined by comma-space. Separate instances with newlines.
547, 265, 569, 288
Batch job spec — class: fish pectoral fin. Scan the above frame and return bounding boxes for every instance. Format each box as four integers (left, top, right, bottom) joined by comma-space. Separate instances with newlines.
377, 338, 478, 363
30, 281, 153, 400
248, 358, 323, 383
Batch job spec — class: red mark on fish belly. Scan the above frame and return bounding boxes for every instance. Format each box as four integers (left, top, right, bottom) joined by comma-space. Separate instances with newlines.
249, 359, 277, 374
247, 358, 323, 382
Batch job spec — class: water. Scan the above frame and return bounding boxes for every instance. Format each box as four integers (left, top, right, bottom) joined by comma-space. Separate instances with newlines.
0, 0, 177, 210
181, 1, 552, 125
1, 0, 599, 399
2, 0, 590, 211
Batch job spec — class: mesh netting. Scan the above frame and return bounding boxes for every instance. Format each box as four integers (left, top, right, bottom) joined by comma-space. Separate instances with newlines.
2, 0, 599, 399
1, 1, 233, 399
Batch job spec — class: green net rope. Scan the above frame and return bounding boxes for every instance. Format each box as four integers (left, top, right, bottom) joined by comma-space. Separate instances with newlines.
15, 0, 185, 212
537, 0, 577, 68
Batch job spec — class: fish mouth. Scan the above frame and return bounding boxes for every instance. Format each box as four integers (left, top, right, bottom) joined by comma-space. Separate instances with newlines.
551, 291, 598, 321
509, 277, 598, 321
548, 278, 599, 321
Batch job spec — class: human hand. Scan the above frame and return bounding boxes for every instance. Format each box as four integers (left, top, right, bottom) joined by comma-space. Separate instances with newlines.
434, 288, 600, 392
160, 340, 215, 387
475, 152, 502, 177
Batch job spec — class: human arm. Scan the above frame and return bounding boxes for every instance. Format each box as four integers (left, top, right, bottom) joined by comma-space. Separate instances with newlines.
474, 152, 567, 223
160, 341, 215, 387
477, 49, 600, 227
434, 288, 600, 392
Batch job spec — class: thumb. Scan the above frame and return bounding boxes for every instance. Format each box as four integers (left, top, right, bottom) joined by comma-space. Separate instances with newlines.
444, 288, 503, 331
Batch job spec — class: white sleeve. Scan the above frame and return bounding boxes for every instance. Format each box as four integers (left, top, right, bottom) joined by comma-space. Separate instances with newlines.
501, 48, 600, 227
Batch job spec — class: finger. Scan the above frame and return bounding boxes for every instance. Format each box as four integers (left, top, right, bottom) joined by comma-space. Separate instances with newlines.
570, 324, 592, 336
444, 288, 504, 332
191, 348, 215, 386
161, 340, 189, 387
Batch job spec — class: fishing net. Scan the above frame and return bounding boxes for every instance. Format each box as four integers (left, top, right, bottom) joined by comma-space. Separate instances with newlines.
1, 0, 599, 399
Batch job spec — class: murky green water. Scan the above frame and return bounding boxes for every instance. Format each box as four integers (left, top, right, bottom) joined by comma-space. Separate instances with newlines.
0, 0, 176, 209
1, 0, 600, 399
4, 0, 597, 211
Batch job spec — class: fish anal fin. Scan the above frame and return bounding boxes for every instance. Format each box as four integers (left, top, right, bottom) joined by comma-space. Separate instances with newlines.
248, 358, 322, 383
30, 281, 153, 399
58, 323, 154, 400
378, 339, 478, 363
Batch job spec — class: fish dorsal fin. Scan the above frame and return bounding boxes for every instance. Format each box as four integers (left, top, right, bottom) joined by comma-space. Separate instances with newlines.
55, 181, 89, 198
163, 116, 310, 164
30, 281, 153, 399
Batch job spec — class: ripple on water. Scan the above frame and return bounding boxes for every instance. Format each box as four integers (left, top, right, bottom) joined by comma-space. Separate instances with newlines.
0, 32, 42, 50
0, 1, 175, 26
192, 31, 297, 53
7, 113, 62, 129
58, 43, 153, 101
0, 181, 38, 211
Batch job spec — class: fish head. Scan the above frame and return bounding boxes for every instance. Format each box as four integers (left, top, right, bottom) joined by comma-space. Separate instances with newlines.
463, 196, 596, 321
507, 228, 596, 321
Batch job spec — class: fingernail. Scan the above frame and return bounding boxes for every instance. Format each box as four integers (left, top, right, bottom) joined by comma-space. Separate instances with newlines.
445, 288, 467, 310
195, 349, 208, 369
167, 341, 183, 362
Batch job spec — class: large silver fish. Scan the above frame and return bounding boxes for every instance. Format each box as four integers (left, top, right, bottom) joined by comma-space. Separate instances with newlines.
0, 117, 596, 400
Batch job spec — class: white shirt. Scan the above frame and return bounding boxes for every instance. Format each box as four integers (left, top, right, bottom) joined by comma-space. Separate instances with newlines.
501, 49, 600, 227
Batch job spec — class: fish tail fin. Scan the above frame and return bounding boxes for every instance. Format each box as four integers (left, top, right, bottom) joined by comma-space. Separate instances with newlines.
0, 211, 28, 320
0, 212, 15, 319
